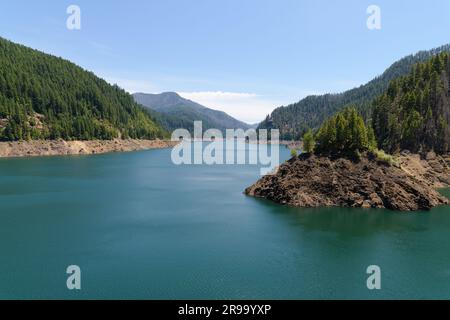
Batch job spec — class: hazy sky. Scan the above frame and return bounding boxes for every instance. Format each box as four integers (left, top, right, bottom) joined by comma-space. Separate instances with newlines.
1, 0, 450, 123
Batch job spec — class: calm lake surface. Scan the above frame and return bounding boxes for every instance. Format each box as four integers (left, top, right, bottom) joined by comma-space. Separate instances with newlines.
1, 145, 450, 299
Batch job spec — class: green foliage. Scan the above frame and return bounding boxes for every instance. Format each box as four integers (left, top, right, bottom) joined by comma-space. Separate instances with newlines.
0, 37, 166, 141
366, 125, 378, 151
371, 149, 396, 166
144, 108, 197, 134
290, 149, 298, 157
258, 44, 450, 140
302, 129, 315, 153
372, 52, 450, 154
315, 107, 376, 157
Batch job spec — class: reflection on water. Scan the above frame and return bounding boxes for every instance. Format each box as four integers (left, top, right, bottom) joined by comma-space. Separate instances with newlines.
252, 197, 449, 236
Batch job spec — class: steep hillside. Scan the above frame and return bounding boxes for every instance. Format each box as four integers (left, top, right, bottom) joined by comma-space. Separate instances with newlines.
0, 37, 166, 141
133, 92, 250, 133
259, 44, 450, 140
372, 52, 450, 154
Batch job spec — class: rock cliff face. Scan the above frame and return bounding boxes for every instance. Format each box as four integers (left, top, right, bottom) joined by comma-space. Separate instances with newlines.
245, 154, 449, 211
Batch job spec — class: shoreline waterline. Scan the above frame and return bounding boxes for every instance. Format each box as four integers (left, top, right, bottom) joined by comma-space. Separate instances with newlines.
0, 139, 179, 159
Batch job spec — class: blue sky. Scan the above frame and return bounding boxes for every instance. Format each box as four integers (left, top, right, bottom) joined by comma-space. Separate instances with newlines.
1, 0, 450, 123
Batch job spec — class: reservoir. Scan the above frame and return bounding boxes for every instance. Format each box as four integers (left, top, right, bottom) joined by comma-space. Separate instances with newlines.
0, 145, 449, 299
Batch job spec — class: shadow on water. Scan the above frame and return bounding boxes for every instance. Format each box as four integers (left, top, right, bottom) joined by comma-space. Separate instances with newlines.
246, 192, 450, 238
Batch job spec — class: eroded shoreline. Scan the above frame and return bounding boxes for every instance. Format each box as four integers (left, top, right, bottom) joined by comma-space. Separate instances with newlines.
0, 139, 179, 158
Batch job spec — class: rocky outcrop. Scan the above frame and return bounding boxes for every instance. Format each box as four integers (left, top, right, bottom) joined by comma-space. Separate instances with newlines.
0, 139, 178, 158
245, 154, 449, 211
398, 152, 450, 189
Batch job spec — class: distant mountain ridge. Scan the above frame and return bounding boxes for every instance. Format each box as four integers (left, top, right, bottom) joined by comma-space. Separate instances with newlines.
258, 44, 450, 140
133, 92, 251, 133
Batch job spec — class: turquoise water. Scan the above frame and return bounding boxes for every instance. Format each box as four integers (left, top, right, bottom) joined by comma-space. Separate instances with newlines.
0, 145, 450, 299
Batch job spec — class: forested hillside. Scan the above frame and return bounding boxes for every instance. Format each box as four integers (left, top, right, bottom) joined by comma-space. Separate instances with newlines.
0, 37, 166, 141
259, 44, 450, 140
372, 52, 450, 154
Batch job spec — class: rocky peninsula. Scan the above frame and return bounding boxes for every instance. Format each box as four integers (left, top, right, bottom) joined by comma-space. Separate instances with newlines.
245, 152, 450, 211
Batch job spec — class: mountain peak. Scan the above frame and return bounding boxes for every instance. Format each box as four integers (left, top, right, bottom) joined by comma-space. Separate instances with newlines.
132, 92, 250, 133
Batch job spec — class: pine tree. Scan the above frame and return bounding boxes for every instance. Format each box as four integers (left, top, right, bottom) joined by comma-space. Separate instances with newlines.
315, 107, 375, 157
302, 129, 315, 154
372, 52, 450, 154
0, 37, 167, 141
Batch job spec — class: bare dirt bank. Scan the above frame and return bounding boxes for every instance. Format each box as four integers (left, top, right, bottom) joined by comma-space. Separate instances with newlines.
397, 152, 450, 189
0, 139, 178, 158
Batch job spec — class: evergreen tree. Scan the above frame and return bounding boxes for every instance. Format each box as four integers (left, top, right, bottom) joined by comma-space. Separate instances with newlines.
302, 129, 315, 154
315, 107, 375, 157
0, 37, 167, 141
258, 44, 450, 140
372, 52, 450, 154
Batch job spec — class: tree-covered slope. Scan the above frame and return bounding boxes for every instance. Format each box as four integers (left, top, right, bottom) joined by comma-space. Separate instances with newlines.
372, 52, 450, 154
0, 37, 166, 141
259, 44, 450, 140
133, 92, 251, 133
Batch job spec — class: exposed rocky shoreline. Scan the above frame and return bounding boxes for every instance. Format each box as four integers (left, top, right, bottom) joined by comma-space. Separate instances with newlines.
245, 153, 450, 211
0, 139, 178, 158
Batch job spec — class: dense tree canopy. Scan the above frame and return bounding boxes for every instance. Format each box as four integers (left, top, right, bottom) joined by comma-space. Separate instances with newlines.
313, 107, 377, 157
372, 52, 450, 154
0, 37, 166, 141
258, 44, 450, 140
